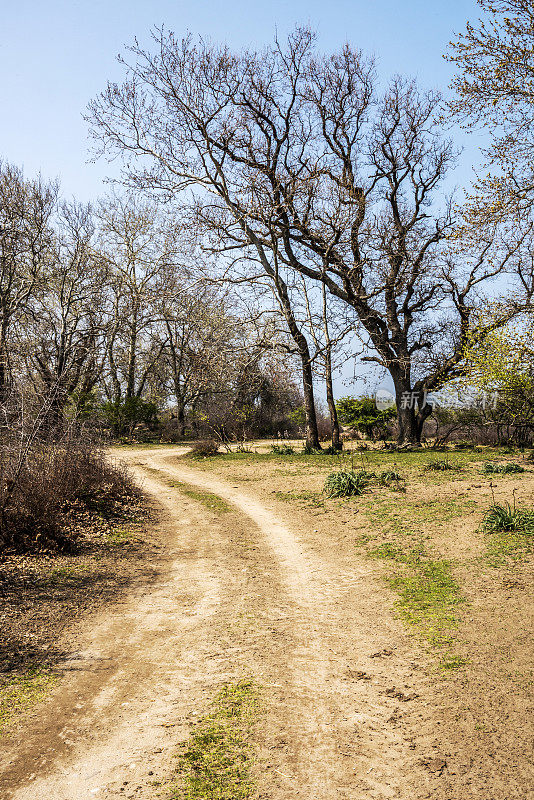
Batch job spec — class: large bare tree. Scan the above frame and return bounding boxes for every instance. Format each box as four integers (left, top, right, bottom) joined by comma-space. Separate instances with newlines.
89, 28, 534, 443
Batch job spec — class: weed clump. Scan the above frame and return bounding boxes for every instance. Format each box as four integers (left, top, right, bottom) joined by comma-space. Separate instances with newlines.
324, 469, 370, 497
426, 458, 457, 471
270, 443, 295, 455
483, 502, 534, 533
378, 470, 405, 490
481, 462, 525, 475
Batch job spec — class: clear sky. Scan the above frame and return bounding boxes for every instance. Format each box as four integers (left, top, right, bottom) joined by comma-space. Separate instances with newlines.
1, 0, 482, 202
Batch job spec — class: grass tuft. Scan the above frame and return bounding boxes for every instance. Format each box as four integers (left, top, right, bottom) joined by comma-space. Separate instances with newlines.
323, 469, 371, 497
425, 458, 458, 471
483, 502, 534, 533
270, 443, 295, 455
481, 462, 525, 475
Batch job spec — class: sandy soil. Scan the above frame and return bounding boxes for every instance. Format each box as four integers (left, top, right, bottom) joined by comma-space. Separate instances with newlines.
0, 446, 531, 799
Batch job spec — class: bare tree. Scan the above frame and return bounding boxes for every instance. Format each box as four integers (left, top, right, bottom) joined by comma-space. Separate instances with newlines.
300, 280, 354, 450
23, 202, 107, 421
88, 28, 534, 443
96, 194, 179, 406
0, 162, 57, 402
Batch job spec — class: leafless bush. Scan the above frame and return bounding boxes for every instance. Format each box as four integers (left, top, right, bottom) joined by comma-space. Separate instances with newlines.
187, 439, 220, 457
0, 395, 138, 552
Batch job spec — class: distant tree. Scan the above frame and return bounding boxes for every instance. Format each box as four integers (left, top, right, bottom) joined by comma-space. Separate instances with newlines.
336, 396, 396, 440
25, 202, 107, 422
0, 162, 57, 402
459, 317, 534, 442
96, 194, 179, 406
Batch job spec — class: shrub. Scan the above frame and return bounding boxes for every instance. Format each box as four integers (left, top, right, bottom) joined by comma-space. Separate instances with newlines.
323, 469, 370, 498
0, 430, 138, 552
188, 439, 220, 457
100, 397, 159, 437
481, 462, 525, 474
270, 443, 295, 455
336, 395, 396, 439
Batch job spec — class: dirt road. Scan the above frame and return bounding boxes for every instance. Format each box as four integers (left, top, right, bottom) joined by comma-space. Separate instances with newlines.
1, 447, 444, 799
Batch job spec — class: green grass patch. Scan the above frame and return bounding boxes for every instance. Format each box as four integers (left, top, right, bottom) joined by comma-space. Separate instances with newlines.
369, 542, 465, 667
274, 490, 325, 508
170, 679, 258, 800
105, 526, 141, 545
44, 564, 91, 584
425, 457, 460, 471
0, 668, 57, 733
166, 480, 232, 514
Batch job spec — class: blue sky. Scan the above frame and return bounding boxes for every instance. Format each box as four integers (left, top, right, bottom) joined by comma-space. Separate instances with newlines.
1, 0, 482, 201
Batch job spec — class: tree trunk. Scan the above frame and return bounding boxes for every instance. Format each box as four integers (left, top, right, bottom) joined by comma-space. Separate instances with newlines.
271, 273, 320, 449
177, 404, 186, 437
325, 346, 341, 450
393, 373, 421, 445
394, 378, 433, 445
0, 324, 10, 404
301, 353, 321, 449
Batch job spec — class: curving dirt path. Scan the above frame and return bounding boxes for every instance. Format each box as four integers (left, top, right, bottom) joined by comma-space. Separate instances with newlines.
0, 447, 443, 800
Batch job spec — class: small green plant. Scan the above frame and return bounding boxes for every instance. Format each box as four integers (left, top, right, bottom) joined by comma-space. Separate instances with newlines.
482, 502, 534, 533
378, 470, 405, 490
481, 462, 525, 475
324, 469, 370, 498
426, 458, 455, 471
270, 443, 295, 455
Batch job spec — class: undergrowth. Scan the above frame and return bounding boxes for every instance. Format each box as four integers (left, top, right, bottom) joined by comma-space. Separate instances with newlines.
481, 462, 525, 475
